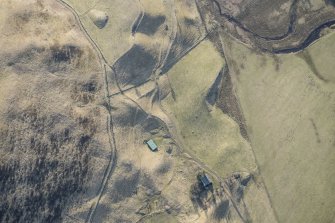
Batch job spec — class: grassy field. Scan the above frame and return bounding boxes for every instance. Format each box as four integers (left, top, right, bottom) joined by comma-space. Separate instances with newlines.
161, 40, 256, 178
305, 29, 335, 82
223, 30, 335, 223
64, 0, 139, 64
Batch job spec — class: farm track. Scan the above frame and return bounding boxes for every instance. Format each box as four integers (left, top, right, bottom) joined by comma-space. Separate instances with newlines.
151, 1, 249, 221
131, 0, 145, 36
56, 0, 298, 222
194, 3, 280, 222
56, 1, 117, 222
106, 0, 249, 221
156, 0, 178, 74
108, 31, 211, 99
213, 13, 282, 223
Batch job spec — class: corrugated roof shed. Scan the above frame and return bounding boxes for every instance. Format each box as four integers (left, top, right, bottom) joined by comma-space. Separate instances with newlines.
200, 174, 212, 188
146, 139, 158, 151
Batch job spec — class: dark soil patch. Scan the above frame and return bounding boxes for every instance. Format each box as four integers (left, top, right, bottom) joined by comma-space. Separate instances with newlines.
206, 68, 223, 106
112, 101, 148, 127
72, 79, 100, 105
216, 66, 249, 140
156, 162, 171, 175
46, 44, 83, 73
136, 14, 166, 35
327, 0, 335, 6
140, 173, 157, 191
81, 81, 97, 92
91, 204, 111, 223
110, 171, 140, 203
213, 200, 230, 220
184, 17, 197, 27
113, 45, 157, 87
141, 116, 165, 133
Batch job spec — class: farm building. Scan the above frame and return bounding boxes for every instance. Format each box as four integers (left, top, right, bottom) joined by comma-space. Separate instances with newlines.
200, 174, 212, 189
145, 139, 158, 151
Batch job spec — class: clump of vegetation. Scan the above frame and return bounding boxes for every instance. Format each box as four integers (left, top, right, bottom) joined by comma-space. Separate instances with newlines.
190, 173, 215, 210
327, 0, 335, 6
0, 106, 96, 222
46, 44, 84, 73
225, 173, 251, 202
155, 161, 172, 175
212, 200, 230, 220
110, 172, 140, 203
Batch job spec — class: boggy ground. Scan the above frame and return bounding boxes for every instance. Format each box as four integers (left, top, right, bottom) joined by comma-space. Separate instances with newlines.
197, 0, 335, 52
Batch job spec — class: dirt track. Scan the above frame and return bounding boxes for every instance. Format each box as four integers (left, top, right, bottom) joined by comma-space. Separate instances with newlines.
55, 1, 118, 222
57, 0, 251, 222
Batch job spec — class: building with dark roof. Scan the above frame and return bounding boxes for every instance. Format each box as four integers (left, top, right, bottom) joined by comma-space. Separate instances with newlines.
200, 174, 212, 189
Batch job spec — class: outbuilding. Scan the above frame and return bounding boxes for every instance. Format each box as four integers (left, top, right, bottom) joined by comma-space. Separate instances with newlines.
145, 139, 158, 151
200, 174, 212, 189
